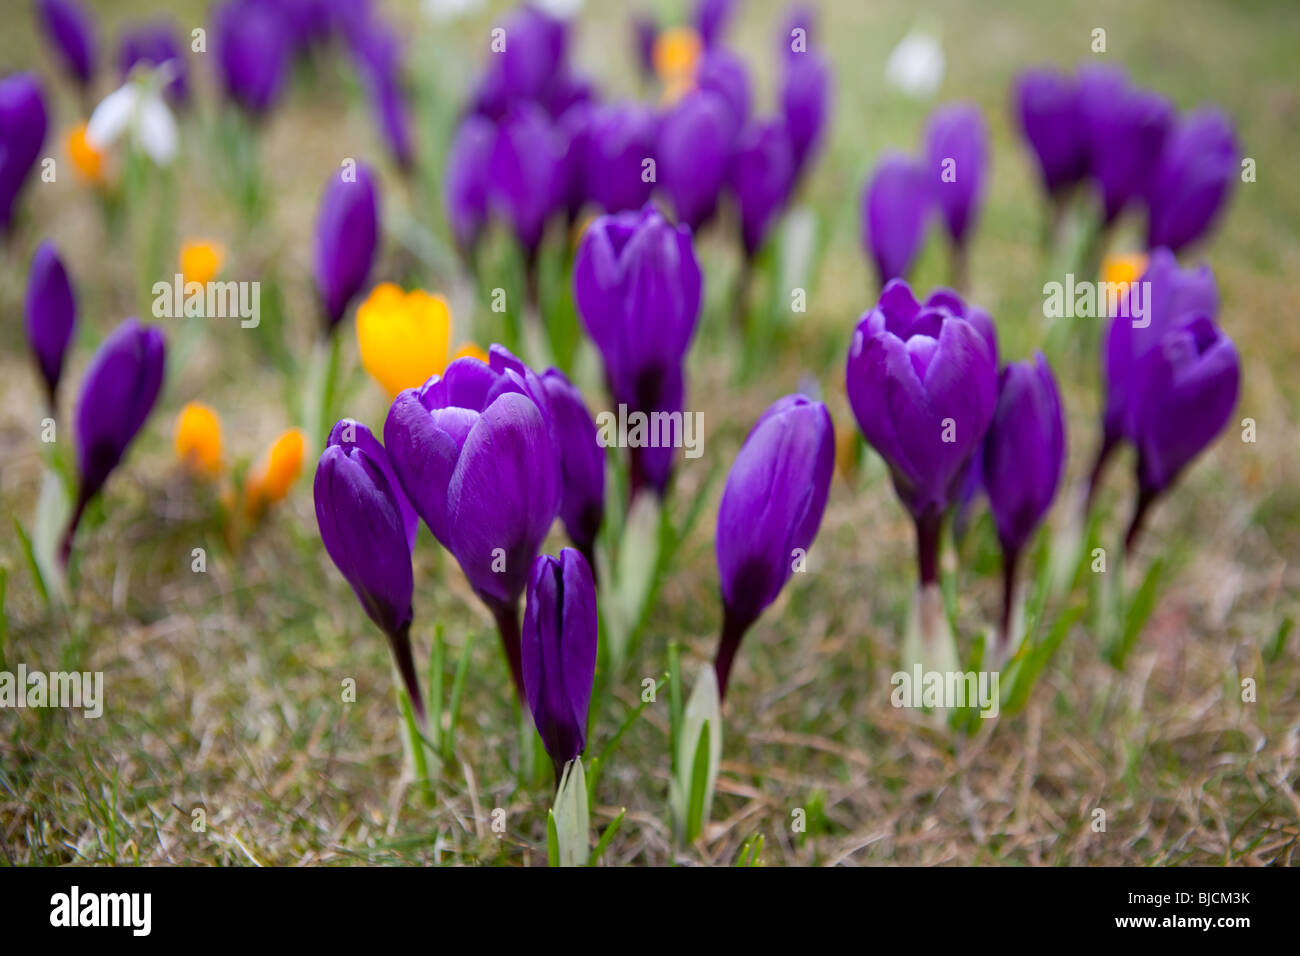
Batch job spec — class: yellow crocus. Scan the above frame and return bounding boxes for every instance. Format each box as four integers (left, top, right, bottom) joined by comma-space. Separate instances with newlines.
1100, 251, 1149, 316
66, 123, 105, 183
451, 342, 489, 364
174, 401, 223, 477
653, 26, 702, 89
357, 282, 454, 398
180, 240, 225, 286
245, 428, 306, 518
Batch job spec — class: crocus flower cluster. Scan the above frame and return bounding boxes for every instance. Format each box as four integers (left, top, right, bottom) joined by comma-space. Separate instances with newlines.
1015, 64, 1238, 252
861, 102, 989, 289
1088, 249, 1239, 550
573, 204, 702, 498
62, 318, 167, 564
0, 73, 48, 234
714, 394, 834, 698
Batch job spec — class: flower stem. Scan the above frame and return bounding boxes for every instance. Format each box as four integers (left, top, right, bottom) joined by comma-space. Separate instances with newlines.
490, 599, 526, 703
388, 620, 426, 727
713, 604, 752, 702
997, 546, 1021, 658
1083, 433, 1117, 516
1124, 484, 1159, 557
914, 511, 943, 588
58, 489, 90, 568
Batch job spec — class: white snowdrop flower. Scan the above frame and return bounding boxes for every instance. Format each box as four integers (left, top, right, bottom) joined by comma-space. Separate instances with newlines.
86, 72, 178, 165
421, 0, 486, 23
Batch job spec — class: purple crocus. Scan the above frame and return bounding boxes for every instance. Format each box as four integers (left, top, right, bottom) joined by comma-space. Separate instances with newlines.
1126, 316, 1239, 552
213, 0, 289, 115
861, 152, 930, 288
384, 346, 561, 699
489, 102, 565, 264
0, 73, 48, 234
982, 354, 1065, 654
573, 204, 703, 498
1146, 108, 1239, 254
24, 240, 77, 408
35, 0, 97, 91
118, 20, 189, 105
695, 48, 751, 133
714, 394, 834, 698
1078, 66, 1172, 225
780, 44, 831, 185
347, 20, 414, 172
62, 318, 166, 564
657, 89, 734, 231
1088, 248, 1217, 508
444, 115, 496, 257
924, 103, 988, 257
694, 0, 735, 48
845, 279, 998, 583
1014, 67, 1088, 199
582, 102, 657, 214
632, 14, 658, 81
729, 118, 795, 259
314, 418, 423, 721
313, 162, 379, 332
471, 4, 568, 119
522, 547, 598, 777
540, 368, 605, 571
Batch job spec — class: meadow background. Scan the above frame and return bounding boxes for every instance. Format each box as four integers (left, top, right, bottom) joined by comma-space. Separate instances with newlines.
1, 0, 1298, 865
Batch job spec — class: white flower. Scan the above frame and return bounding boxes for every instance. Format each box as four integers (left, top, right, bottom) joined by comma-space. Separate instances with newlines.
532, 0, 584, 18
421, 0, 485, 23
86, 76, 178, 166
884, 30, 945, 99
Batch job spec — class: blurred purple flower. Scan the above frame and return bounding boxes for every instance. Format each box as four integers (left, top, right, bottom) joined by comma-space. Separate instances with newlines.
581, 102, 657, 214
861, 152, 930, 287
729, 118, 795, 258
658, 89, 733, 230
213, 0, 290, 114
780, 46, 831, 183
925, 103, 988, 249
1013, 67, 1087, 198
540, 368, 606, 568
313, 163, 380, 330
1078, 66, 1172, 224
0, 73, 48, 234
1146, 107, 1238, 254
25, 240, 77, 408
35, 0, 97, 90
118, 20, 189, 105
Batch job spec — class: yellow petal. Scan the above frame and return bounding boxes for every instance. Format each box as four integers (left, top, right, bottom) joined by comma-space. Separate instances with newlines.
174, 401, 223, 477
451, 342, 489, 363
66, 123, 105, 184
654, 27, 702, 86
245, 428, 306, 516
180, 240, 225, 287
357, 284, 453, 399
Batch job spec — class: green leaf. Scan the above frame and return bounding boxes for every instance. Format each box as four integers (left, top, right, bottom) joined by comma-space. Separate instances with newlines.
13, 518, 49, 607
31, 468, 69, 603
1111, 557, 1165, 670
546, 809, 559, 868
552, 757, 590, 867
587, 807, 625, 866
686, 719, 712, 843
670, 665, 722, 844
442, 629, 476, 763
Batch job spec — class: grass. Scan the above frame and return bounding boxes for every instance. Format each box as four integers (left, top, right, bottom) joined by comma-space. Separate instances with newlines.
1, 0, 1298, 866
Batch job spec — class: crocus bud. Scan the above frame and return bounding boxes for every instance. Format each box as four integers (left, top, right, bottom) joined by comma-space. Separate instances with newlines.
35, 0, 97, 91
245, 428, 306, 519
348, 20, 414, 172
540, 368, 605, 567
729, 118, 795, 259
1078, 66, 1172, 225
522, 548, 597, 773
861, 152, 930, 287
694, 0, 735, 48
0, 73, 48, 233
658, 90, 734, 231
64, 318, 166, 563
1127, 315, 1239, 551
313, 163, 379, 331
632, 15, 658, 81
357, 283, 453, 399
714, 395, 834, 698
582, 102, 657, 214
695, 48, 751, 132
384, 346, 561, 697
314, 419, 423, 720
444, 115, 495, 256
179, 239, 223, 286
471, 4, 567, 115
924, 103, 988, 249
780, 46, 831, 184
573, 204, 702, 496
24, 240, 77, 408
489, 102, 564, 261
1014, 67, 1087, 198
983, 354, 1065, 558
1145, 107, 1238, 254
845, 279, 998, 542
213, 0, 289, 115
175, 401, 223, 477
118, 20, 188, 105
